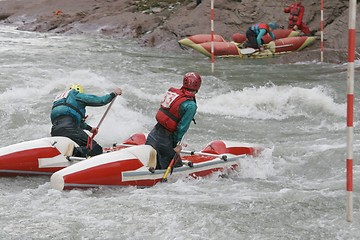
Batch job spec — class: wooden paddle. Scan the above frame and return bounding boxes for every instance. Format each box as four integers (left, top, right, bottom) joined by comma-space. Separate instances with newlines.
86, 96, 117, 150
161, 137, 185, 182
161, 153, 181, 182
239, 47, 259, 55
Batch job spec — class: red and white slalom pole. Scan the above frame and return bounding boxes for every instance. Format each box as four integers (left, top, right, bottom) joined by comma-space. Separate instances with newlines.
320, 0, 324, 62
210, 0, 215, 73
346, 0, 357, 223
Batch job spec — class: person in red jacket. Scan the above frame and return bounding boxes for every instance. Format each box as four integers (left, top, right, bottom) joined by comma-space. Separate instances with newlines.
284, 0, 311, 35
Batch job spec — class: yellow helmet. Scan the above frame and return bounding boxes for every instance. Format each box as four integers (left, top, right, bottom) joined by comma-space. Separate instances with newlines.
70, 84, 84, 93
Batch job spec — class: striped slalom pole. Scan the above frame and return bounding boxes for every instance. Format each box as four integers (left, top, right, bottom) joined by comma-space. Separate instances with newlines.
346, 0, 357, 223
210, 0, 215, 73
320, 0, 324, 62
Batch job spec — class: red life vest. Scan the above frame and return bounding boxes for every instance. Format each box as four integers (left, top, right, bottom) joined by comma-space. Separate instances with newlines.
288, 3, 303, 25
155, 87, 195, 132
258, 23, 269, 32
250, 23, 269, 34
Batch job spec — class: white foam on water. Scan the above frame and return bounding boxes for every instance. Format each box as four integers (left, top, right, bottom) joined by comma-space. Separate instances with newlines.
199, 83, 346, 120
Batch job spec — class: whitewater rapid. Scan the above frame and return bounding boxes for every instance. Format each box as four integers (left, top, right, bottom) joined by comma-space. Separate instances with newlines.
0, 25, 359, 239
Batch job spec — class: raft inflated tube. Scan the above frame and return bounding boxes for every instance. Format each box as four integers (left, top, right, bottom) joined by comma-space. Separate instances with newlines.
50, 171, 65, 191
178, 34, 226, 47
297, 36, 317, 51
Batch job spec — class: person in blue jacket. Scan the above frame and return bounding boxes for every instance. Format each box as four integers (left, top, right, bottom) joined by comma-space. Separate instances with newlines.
243, 22, 279, 50
50, 84, 122, 157
145, 72, 202, 169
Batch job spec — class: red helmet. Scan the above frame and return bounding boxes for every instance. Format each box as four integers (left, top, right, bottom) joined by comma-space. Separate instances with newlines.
182, 72, 202, 91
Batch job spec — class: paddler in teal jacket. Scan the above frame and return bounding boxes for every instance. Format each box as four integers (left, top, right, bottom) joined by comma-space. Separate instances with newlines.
50, 84, 122, 157
145, 72, 202, 169
243, 22, 279, 50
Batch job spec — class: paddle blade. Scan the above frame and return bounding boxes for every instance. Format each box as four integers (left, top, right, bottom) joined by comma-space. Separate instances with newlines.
240, 48, 257, 55
161, 153, 181, 182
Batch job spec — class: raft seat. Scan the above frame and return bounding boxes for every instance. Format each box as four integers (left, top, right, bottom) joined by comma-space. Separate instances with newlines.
147, 147, 157, 172
125, 145, 157, 172
64, 143, 75, 157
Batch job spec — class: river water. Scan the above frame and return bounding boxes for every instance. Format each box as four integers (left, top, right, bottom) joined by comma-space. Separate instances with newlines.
0, 25, 359, 239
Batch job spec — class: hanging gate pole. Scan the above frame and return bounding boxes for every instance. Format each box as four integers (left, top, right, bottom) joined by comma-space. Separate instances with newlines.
210, 0, 215, 73
320, 0, 324, 62
346, 0, 357, 223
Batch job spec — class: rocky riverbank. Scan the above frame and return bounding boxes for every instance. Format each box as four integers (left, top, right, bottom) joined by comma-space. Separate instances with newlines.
0, 0, 359, 63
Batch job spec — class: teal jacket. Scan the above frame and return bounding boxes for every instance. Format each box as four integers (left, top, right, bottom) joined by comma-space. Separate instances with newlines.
173, 100, 197, 143
51, 89, 115, 130
251, 24, 276, 47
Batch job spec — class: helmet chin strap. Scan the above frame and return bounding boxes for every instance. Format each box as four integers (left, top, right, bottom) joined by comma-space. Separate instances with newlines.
181, 87, 197, 93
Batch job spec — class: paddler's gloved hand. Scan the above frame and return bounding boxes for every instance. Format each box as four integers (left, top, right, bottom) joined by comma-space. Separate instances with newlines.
173, 144, 182, 154
90, 127, 99, 135
113, 87, 122, 96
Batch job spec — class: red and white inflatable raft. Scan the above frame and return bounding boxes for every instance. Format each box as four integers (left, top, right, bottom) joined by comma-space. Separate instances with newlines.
50, 140, 263, 191
0, 133, 146, 177
0, 137, 77, 177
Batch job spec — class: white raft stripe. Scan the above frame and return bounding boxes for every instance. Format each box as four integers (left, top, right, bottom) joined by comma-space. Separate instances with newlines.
38, 155, 71, 168
122, 155, 243, 182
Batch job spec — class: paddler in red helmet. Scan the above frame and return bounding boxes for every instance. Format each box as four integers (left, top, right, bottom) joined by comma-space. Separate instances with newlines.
145, 72, 202, 169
